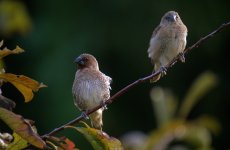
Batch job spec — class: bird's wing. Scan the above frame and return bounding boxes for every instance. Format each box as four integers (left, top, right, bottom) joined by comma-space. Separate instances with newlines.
148, 25, 162, 62
151, 25, 161, 38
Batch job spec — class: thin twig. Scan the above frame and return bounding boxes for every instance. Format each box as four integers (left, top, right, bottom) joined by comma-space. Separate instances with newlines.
43, 21, 230, 138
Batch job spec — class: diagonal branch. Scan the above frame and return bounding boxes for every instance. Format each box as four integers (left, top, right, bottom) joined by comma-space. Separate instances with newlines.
43, 21, 230, 138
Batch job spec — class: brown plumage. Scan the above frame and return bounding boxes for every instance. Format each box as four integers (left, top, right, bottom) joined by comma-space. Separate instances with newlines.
147, 11, 187, 82
72, 53, 112, 130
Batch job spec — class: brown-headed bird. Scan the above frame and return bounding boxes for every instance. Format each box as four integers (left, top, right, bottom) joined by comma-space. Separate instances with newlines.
72, 53, 112, 130
147, 11, 187, 82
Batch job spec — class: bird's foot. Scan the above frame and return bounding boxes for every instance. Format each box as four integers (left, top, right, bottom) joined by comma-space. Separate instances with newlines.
179, 52, 185, 63
81, 111, 89, 120
101, 101, 108, 110
160, 66, 167, 76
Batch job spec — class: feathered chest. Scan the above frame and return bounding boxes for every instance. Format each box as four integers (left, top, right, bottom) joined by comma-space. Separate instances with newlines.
72, 69, 111, 110
158, 24, 187, 41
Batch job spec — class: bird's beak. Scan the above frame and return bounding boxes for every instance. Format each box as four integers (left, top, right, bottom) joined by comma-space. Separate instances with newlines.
173, 15, 177, 21
74, 56, 84, 65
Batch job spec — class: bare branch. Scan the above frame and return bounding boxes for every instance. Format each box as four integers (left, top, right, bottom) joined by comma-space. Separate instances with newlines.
43, 21, 230, 138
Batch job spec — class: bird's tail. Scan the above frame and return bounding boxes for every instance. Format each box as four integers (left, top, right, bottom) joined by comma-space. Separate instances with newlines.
89, 108, 103, 130
150, 64, 161, 83
150, 73, 161, 83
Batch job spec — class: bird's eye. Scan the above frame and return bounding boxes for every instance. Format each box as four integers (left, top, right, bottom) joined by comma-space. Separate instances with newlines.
82, 57, 88, 62
165, 16, 170, 21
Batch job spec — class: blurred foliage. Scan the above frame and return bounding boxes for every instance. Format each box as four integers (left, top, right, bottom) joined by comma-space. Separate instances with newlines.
122, 71, 220, 150
0, 0, 229, 149
178, 71, 218, 118
0, 0, 32, 37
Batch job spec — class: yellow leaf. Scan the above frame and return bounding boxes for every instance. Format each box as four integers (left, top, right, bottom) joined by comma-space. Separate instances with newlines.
0, 1, 32, 36
0, 73, 47, 102
7, 133, 28, 150
0, 45, 24, 59
0, 108, 46, 149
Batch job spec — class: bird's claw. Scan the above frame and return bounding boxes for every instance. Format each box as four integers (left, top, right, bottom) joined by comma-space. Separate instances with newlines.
81, 111, 89, 120
179, 52, 185, 63
160, 66, 167, 76
101, 101, 108, 110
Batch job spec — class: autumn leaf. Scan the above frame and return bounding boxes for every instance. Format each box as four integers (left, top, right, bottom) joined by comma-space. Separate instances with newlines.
0, 46, 24, 59
7, 133, 28, 150
63, 138, 78, 150
46, 136, 79, 150
65, 125, 123, 150
0, 107, 46, 149
0, 40, 24, 59
0, 73, 47, 102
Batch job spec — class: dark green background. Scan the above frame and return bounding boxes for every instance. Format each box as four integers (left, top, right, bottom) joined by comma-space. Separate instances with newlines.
1, 0, 230, 149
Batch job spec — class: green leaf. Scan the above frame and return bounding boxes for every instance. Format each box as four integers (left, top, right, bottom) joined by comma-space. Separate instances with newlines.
195, 115, 221, 135
65, 125, 123, 150
150, 87, 177, 127
7, 132, 28, 150
178, 71, 218, 118
142, 119, 215, 150
142, 120, 186, 150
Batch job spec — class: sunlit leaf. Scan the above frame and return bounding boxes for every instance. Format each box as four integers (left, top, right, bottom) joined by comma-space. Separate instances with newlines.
65, 125, 123, 150
0, 46, 24, 59
0, 41, 24, 71
178, 71, 218, 118
0, 107, 46, 149
0, 73, 47, 102
7, 132, 28, 150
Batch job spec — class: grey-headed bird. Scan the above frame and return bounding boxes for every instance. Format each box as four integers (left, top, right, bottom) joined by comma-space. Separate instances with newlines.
147, 11, 187, 82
